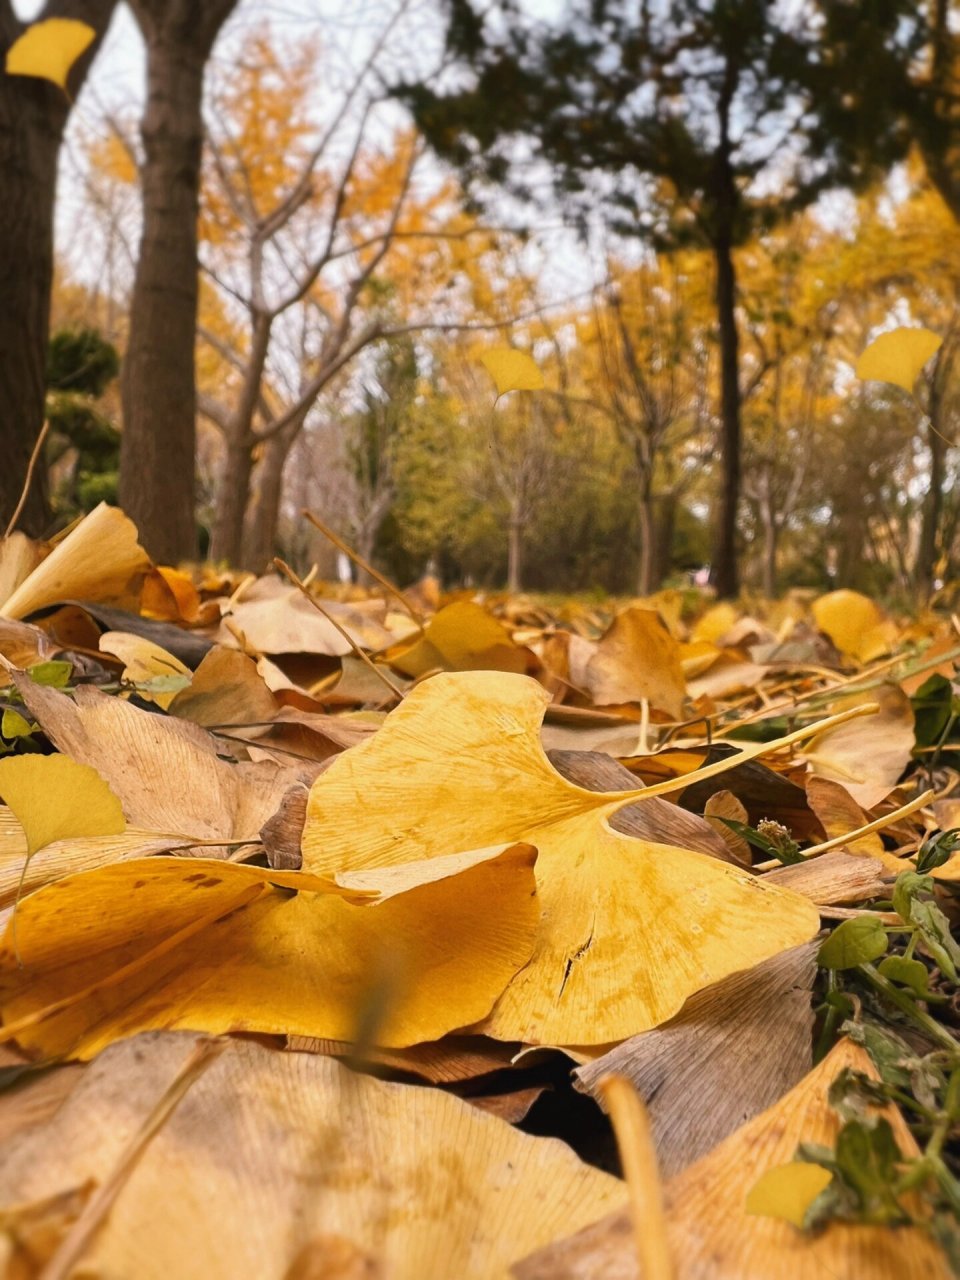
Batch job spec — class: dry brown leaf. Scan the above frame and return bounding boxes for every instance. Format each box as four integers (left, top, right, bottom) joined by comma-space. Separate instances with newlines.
573, 943, 817, 1178
15, 675, 301, 845
168, 645, 279, 728
801, 685, 915, 809
584, 607, 686, 717
219, 579, 392, 658
703, 789, 752, 865
0, 1031, 625, 1278
762, 850, 886, 905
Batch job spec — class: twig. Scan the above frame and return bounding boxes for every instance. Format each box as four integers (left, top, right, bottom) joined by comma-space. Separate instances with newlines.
753, 788, 935, 872
273, 558, 404, 702
41, 1037, 226, 1280
4, 419, 51, 539
302, 509, 424, 629
596, 1074, 673, 1280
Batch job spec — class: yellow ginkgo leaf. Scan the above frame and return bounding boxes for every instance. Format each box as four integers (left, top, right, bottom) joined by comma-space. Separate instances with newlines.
855, 327, 942, 394
384, 600, 528, 677
745, 1161, 832, 1228
99, 631, 192, 710
0, 843, 539, 1060
811, 589, 882, 659
5, 18, 95, 92
479, 347, 544, 397
0, 753, 125, 857
300, 671, 839, 1045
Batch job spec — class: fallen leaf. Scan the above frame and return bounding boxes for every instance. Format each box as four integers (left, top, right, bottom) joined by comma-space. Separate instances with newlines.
744, 1162, 833, 1228
515, 1039, 949, 1279
811, 590, 883, 660
762, 850, 886, 905
385, 600, 529, 677
301, 671, 821, 1044
0, 843, 540, 1059
0, 505, 150, 621
584, 607, 686, 718
703, 790, 752, 865
479, 348, 544, 396
801, 685, 914, 809
4, 17, 95, 91
573, 943, 817, 1177
0, 1031, 624, 1279
0, 754, 124, 857
99, 631, 191, 709
855, 326, 942, 393
168, 645, 279, 729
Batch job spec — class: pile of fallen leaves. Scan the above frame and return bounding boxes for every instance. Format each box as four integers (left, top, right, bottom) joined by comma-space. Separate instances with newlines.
0, 504, 958, 1278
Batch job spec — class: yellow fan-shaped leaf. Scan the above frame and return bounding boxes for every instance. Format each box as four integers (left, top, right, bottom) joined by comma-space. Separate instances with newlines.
302, 670, 823, 1045
5, 19, 95, 91
0, 753, 125, 857
811, 589, 882, 659
745, 1161, 832, 1228
385, 600, 528, 676
0, 843, 539, 1060
855, 327, 942, 394
479, 348, 544, 396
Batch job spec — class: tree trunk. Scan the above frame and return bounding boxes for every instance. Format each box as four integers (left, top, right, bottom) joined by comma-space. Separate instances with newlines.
507, 511, 523, 592
209, 433, 253, 565
636, 490, 655, 596
0, 1, 115, 536
119, 0, 237, 563
241, 423, 300, 573
761, 509, 778, 600
653, 492, 676, 589
711, 224, 742, 599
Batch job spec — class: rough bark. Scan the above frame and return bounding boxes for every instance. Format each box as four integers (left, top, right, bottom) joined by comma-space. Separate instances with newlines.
507, 510, 523, 592
119, 0, 237, 563
0, 0, 116, 536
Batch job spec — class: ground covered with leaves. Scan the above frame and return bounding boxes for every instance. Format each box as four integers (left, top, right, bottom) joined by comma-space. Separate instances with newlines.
0, 504, 958, 1278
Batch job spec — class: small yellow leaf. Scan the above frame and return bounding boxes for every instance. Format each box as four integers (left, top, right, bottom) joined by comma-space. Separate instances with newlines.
745, 1160, 832, 1228
5, 19, 95, 92
0, 753, 125, 857
855, 327, 942, 394
479, 348, 544, 397
812, 589, 882, 659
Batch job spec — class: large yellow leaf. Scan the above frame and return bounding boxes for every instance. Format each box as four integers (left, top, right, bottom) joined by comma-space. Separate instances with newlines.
0, 754, 124, 858
479, 347, 544, 396
5, 18, 94, 91
855, 326, 942, 393
302, 671, 824, 1045
0, 1032, 625, 1279
0, 844, 539, 1060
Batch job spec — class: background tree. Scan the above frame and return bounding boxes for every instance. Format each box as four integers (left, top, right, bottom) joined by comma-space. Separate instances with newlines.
398, 0, 890, 596
118, 0, 239, 564
0, 0, 116, 536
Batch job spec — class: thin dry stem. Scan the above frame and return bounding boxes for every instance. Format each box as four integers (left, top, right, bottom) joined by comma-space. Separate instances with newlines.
41, 1038, 226, 1280
597, 1073, 673, 1280
4, 419, 51, 540
303, 508, 424, 629
273, 557, 404, 701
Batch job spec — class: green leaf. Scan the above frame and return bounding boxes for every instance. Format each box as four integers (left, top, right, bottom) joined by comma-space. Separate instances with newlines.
833, 1117, 912, 1224
877, 955, 944, 1002
892, 871, 933, 922
908, 900, 960, 984
818, 916, 889, 970
27, 660, 72, 689
909, 674, 955, 750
